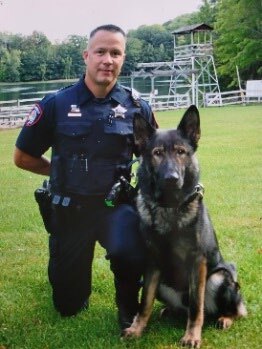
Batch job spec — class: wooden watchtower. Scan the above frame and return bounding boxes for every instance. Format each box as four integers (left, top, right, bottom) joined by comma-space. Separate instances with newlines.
169, 23, 221, 106
130, 23, 220, 107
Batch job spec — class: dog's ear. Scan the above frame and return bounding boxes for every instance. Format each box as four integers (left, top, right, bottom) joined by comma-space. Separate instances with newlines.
133, 113, 155, 152
177, 105, 201, 150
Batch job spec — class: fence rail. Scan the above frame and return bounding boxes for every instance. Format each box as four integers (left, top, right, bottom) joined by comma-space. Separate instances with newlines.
205, 89, 262, 106
0, 98, 39, 126
141, 93, 190, 110
0, 90, 261, 127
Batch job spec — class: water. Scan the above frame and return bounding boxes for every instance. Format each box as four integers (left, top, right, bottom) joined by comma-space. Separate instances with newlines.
0, 80, 77, 101
0, 77, 170, 102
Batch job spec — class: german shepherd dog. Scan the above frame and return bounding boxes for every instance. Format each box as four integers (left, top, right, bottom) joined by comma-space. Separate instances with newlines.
123, 106, 247, 348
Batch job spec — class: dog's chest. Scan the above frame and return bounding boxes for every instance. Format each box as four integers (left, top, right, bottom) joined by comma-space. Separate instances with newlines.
138, 195, 200, 261
137, 197, 196, 233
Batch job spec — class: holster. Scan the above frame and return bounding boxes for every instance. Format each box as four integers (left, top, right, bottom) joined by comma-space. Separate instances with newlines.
34, 179, 52, 234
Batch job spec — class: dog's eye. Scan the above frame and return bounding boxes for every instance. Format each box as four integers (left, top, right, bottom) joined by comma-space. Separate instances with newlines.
177, 147, 186, 155
152, 148, 163, 157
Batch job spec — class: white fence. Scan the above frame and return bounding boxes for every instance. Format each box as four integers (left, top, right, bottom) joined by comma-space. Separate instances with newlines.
0, 87, 261, 127
205, 90, 244, 106
141, 93, 190, 110
0, 98, 39, 125
205, 89, 261, 107
146, 89, 261, 109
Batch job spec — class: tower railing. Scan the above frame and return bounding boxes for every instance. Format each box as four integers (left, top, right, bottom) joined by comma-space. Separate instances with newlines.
174, 44, 213, 59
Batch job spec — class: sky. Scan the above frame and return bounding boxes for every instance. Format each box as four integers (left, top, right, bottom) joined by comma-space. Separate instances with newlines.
0, 0, 202, 43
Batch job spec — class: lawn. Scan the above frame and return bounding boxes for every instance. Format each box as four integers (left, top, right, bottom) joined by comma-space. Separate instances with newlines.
0, 105, 261, 349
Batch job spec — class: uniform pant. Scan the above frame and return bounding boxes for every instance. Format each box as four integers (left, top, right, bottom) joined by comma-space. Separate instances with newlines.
48, 202, 146, 323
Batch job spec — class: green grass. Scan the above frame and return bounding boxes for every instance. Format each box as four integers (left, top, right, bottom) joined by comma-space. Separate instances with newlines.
0, 105, 261, 349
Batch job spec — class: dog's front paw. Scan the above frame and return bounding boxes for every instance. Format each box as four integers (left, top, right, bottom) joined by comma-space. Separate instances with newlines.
121, 314, 147, 339
217, 316, 233, 329
180, 334, 201, 348
121, 325, 143, 339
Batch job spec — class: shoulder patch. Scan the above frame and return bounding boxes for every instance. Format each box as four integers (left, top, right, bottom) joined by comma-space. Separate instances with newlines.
25, 104, 43, 126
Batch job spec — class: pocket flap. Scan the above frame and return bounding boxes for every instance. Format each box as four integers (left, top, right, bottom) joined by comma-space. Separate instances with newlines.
57, 122, 92, 137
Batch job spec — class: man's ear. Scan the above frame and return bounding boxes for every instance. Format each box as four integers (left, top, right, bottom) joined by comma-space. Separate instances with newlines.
133, 113, 155, 152
83, 50, 88, 64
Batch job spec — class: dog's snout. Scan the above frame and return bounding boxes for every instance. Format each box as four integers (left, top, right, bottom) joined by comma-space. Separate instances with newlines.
164, 171, 179, 182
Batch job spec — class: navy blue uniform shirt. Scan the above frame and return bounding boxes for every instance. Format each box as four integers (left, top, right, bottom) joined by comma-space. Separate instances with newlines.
16, 77, 157, 196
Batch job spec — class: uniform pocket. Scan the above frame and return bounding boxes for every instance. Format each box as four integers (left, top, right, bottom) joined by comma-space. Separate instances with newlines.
57, 122, 92, 137
56, 122, 92, 153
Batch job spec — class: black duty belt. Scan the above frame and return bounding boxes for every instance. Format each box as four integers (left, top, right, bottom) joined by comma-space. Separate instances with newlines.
51, 193, 106, 208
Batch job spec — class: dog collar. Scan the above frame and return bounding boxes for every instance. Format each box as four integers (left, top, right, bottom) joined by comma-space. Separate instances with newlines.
159, 183, 204, 209
182, 183, 205, 208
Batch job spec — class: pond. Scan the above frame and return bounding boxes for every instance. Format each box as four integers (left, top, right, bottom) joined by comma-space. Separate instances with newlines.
0, 80, 77, 101
0, 77, 170, 102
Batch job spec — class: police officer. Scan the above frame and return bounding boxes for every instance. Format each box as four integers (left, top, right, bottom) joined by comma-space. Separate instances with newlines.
14, 24, 157, 332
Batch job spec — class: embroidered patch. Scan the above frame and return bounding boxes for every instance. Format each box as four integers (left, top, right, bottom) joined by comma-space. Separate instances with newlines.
68, 104, 82, 117
25, 104, 43, 126
112, 104, 127, 119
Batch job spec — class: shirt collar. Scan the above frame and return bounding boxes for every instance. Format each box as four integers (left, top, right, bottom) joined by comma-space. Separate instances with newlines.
77, 76, 128, 106
108, 84, 128, 105
77, 76, 93, 106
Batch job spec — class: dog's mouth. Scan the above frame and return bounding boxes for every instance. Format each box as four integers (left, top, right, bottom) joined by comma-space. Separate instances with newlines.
153, 175, 184, 207
156, 185, 181, 208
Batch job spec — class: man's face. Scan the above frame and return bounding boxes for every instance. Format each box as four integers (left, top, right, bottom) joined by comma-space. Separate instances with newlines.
83, 30, 126, 88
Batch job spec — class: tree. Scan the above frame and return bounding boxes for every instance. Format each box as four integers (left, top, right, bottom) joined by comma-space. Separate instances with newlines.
19, 31, 52, 81
0, 0, 260, 85
123, 37, 143, 74
39, 63, 47, 81
215, 0, 262, 87
60, 35, 87, 77
62, 56, 72, 79
191, 0, 218, 25
143, 43, 155, 62
163, 11, 205, 34
128, 25, 173, 63
0, 47, 21, 81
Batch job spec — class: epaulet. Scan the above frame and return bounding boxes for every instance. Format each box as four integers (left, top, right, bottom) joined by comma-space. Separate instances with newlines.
41, 92, 56, 104
40, 83, 75, 106
122, 85, 141, 107
40, 83, 75, 104
57, 83, 75, 93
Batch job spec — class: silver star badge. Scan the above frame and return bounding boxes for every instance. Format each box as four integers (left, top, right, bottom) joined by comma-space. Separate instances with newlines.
112, 104, 127, 119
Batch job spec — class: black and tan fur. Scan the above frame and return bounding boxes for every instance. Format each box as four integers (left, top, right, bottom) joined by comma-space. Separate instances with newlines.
123, 105, 247, 348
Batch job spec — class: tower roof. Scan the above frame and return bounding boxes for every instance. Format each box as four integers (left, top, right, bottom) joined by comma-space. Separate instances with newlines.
172, 23, 213, 35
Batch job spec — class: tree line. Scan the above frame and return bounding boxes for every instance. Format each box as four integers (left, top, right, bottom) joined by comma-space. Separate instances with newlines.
0, 0, 261, 89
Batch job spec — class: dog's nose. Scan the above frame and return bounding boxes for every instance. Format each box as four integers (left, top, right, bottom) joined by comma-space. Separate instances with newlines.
165, 171, 179, 182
